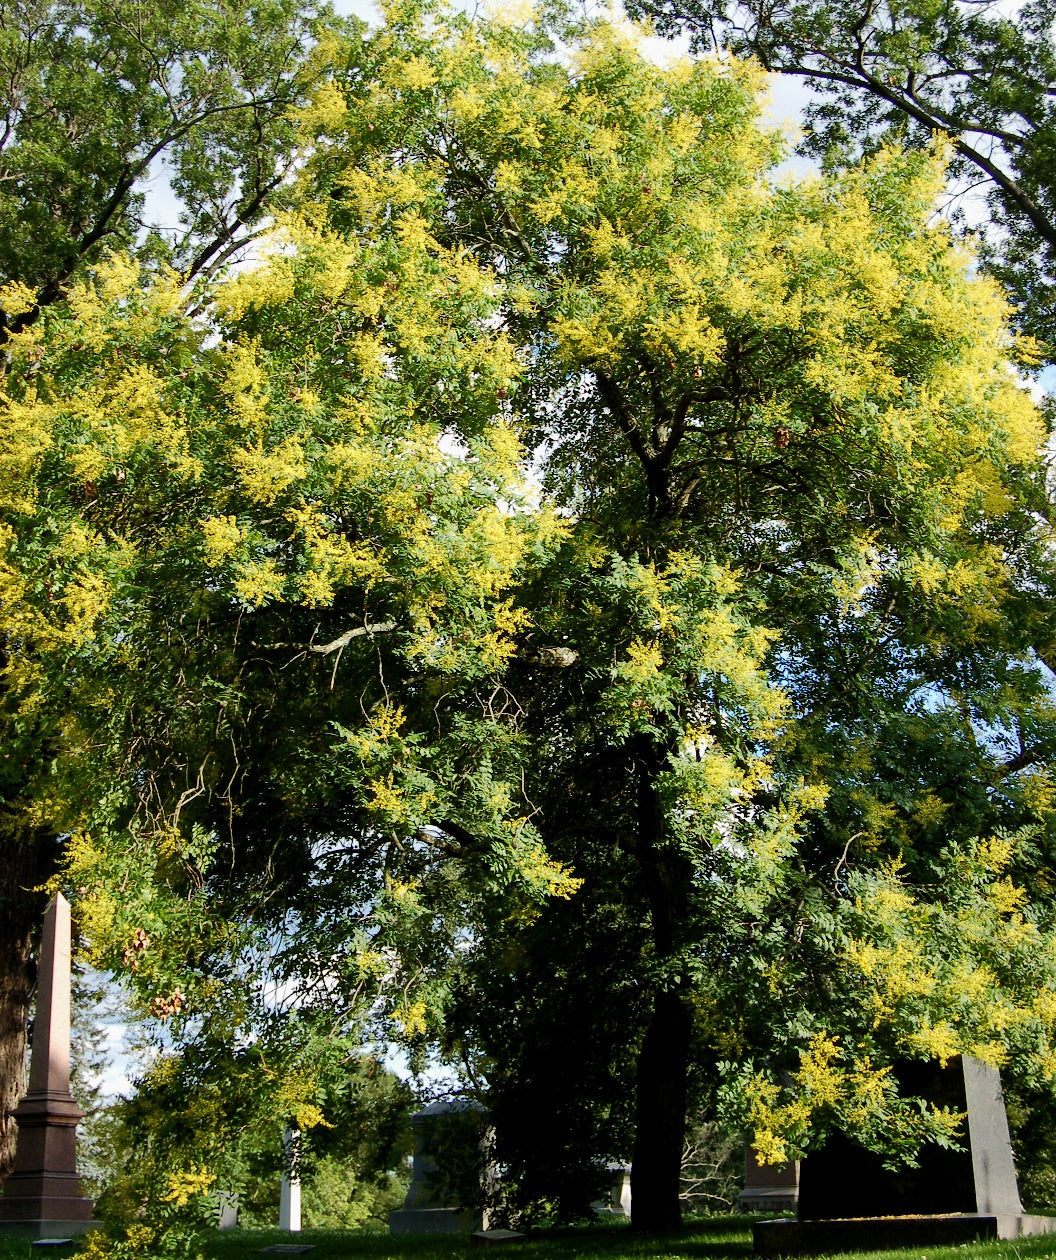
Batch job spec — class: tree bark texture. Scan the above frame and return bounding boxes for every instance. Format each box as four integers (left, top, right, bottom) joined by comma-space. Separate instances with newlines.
631, 984, 693, 1230
629, 734, 694, 1231
0, 832, 53, 1181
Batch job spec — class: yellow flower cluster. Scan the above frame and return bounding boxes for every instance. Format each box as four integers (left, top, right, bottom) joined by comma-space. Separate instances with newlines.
160, 1167, 216, 1207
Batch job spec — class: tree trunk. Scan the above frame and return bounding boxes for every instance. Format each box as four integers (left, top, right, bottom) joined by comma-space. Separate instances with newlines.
630, 983, 693, 1230
0, 830, 53, 1181
628, 733, 694, 1232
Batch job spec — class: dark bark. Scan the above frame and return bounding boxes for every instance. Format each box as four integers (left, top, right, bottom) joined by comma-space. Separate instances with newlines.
630, 984, 693, 1230
628, 734, 695, 1231
0, 936, 32, 1181
0, 830, 55, 1181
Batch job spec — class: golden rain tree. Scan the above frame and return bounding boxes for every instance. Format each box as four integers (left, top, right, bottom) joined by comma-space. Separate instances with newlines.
0, 0, 350, 1178
288, 2, 1056, 1230
0, 212, 573, 1248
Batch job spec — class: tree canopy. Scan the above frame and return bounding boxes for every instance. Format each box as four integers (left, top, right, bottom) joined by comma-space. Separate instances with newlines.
624, 0, 1056, 354
0, 0, 344, 330
0, 0, 349, 1177
5, 1, 1056, 1244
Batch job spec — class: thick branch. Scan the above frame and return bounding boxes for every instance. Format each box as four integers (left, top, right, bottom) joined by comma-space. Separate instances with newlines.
728, 35, 1056, 255
5, 93, 291, 336
309, 622, 398, 654
1000, 749, 1039, 778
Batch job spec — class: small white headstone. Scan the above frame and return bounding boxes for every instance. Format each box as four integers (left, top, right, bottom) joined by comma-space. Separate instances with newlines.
279, 1127, 301, 1233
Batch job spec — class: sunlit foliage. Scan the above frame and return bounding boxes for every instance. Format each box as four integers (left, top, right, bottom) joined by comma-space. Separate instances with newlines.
4, 0, 1056, 1241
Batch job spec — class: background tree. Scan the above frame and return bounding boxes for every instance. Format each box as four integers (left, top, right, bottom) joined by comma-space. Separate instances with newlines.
0, 0, 348, 1176
92, 1039, 411, 1240
622, 0, 1056, 354
0, 0, 345, 330
69, 961, 124, 1199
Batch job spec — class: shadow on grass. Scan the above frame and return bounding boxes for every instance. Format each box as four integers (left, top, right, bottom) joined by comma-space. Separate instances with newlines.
199, 1213, 1056, 1260
12, 1215, 1056, 1260
203, 1217, 756, 1260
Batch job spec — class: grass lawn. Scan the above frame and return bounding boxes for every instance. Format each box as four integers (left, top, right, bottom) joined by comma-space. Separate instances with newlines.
1, 1216, 1056, 1260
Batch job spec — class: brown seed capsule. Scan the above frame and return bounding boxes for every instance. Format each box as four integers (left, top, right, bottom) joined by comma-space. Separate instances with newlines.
773, 427, 790, 449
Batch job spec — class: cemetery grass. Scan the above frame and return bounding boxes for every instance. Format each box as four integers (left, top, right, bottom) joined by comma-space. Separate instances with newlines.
194, 1215, 1056, 1260
4, 1217, 1056, 1260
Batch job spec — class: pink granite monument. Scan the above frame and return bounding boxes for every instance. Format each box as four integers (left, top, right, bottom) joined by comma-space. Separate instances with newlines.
0, 893, 95, 1240
738, 1146, 800, 1214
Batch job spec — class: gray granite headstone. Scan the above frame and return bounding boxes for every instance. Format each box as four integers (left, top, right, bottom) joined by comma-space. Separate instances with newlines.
389, 1100, 487, 1235
755, 1055, 1056, 1254
470, 1228, 525, 1245
217, 1191, 239, 1230
591, 1163, 632, 1217
964, 1055, 1022, 1215
796, 1055, 1018, 1219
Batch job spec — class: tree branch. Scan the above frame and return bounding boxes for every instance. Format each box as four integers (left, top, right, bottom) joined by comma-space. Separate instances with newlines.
309, 622, 398, 654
